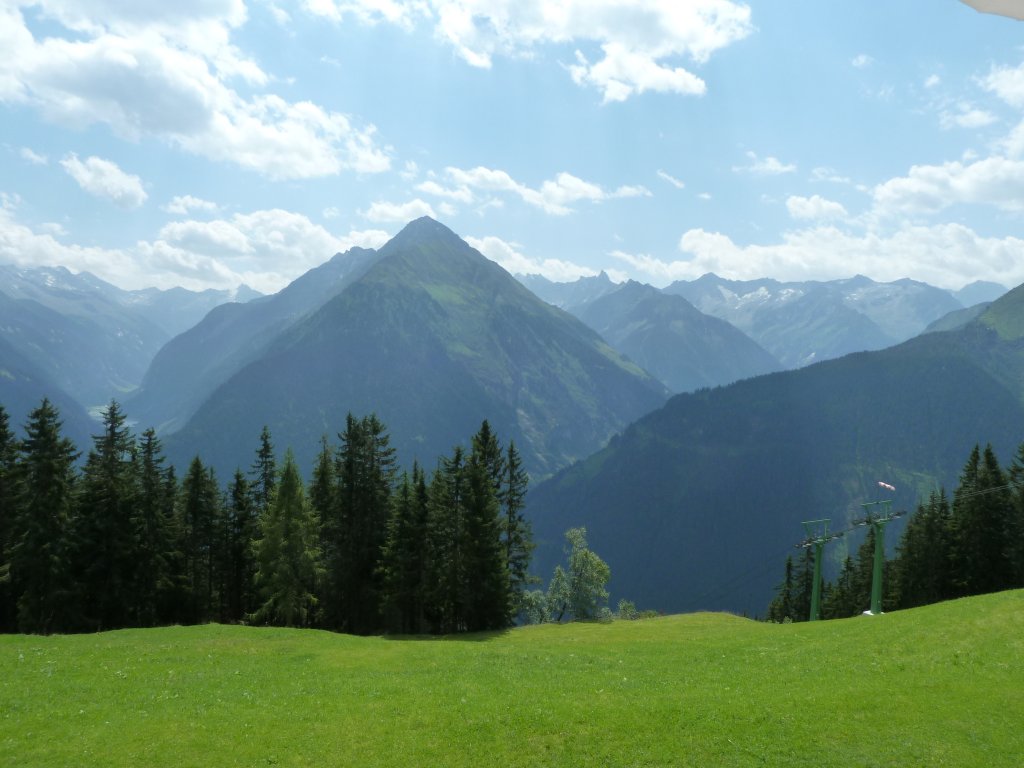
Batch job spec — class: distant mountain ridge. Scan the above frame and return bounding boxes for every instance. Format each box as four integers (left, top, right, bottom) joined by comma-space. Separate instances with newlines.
163, 218, 668, 479
526, 281, 1024, 617
570, 280, 781, 393
127, 247, 380, 432
663, 273, 964, 367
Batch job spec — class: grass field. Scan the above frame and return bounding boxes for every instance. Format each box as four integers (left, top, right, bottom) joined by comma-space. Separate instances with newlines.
2, 590, 1022, 767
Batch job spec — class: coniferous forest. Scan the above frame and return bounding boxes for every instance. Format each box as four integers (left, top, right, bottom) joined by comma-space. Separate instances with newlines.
0, 399, 535, 636
767, 441, 1024, 622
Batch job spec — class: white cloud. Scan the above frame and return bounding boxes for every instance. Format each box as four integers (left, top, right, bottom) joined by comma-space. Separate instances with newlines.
39, 222, 67, 236
267, 3, 292, 25
607, 223, 1024, 290
60, 153, 147, 208
657, 169, 686, 189
733, 151, 796, 175
697, 192, 711, 200
851, 54, 873, 69
873, 156, 1024, 215
984, 61, 1024, 108
568, 43, 706, 103
138, 213, 391, 292
362, 198, 437, 223
940, 104, 997, 130
786, 194, 848, 221
303, 0, 753, 102
0, 202, 390, 292
443, 166, 649, 215
0, 203, 146, 286
924, 74, 941, 89
416, 179, 474, 203
163, 195, 218, 216
0, 2, 390, 179
467, 234, 598, 282
811, 166, 851, 184
399, 160, 420, 181
19, 147, 48, 165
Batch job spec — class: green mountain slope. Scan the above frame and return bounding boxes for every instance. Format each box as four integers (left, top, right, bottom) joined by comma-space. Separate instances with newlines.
165, 218, 667, 479
573, 280, 781, 392
527, 285, 1024, 616
128, 247, 380, 432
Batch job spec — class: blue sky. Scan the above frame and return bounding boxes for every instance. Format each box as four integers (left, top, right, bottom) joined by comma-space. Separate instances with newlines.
2, 0, 1024, 294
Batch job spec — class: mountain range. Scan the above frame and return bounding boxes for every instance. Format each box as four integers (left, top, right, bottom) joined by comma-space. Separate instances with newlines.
526, 283, 1024, 616
0, 265, 259, 435
160, 218, 668, 479
3, 218, 1020, 621
570, 280, 781, 393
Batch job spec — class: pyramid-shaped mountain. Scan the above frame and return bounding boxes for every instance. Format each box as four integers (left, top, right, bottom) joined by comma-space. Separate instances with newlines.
164, 218, 668, 478
527, 281, 1024, 616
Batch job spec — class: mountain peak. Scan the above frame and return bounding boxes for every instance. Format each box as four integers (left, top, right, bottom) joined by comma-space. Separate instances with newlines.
391, 216, 454, 243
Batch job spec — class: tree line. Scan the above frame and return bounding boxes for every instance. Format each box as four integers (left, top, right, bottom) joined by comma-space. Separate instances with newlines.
0, 399, 538, 636
767, 441, 1024, 622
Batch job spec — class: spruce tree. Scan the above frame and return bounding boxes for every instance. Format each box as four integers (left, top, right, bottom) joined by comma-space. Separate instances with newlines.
252, 450, 322, 627
326, 414, 395, 634
501, 441, 533, 618
132, 428, 174, 627
179, 457, 223, 623
309, 436, 336, 524
822, 555, 857, 619
766, 555, 795, 622
791, 548, 814, 622
224, 469, 258, 622
250, 426, 277, 518
893, 490, 952, 609
379, 467, 429, 634
462, 449, 511, 631
950, 444, 1015, 596
0, 405, 17, 632
425, 448, 467, 633
10, 399, 80, 634
1008, 443, 1024, 587
76, 401, 138, 630
159, 464, 190, 625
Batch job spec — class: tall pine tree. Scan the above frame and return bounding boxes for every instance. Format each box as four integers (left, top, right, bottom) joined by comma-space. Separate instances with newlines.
424, 448, 467, 634
10, 399, 80, 634
179, 457, 223, 623
462, 447, 510, 631
132, 427, 175, 627
379, 466, 429, 634
252, 450, 322, 627
0, 405, 17, 632
325, 414, 395, 634
76, 401, 139, 630
224, 469, 258, 623
501, 441, 533, 617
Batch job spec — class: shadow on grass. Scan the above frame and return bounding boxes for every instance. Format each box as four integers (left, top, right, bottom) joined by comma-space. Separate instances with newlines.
379, 627, 512, 643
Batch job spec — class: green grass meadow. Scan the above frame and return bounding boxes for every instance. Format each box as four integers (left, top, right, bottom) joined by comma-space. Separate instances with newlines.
2, 590, 1022, 767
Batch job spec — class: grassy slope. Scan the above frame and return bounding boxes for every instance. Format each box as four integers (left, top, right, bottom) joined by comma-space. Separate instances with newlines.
2, 591, 1022, 767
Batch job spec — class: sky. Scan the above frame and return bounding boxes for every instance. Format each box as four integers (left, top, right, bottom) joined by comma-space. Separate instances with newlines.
2, 0, 1024, 295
